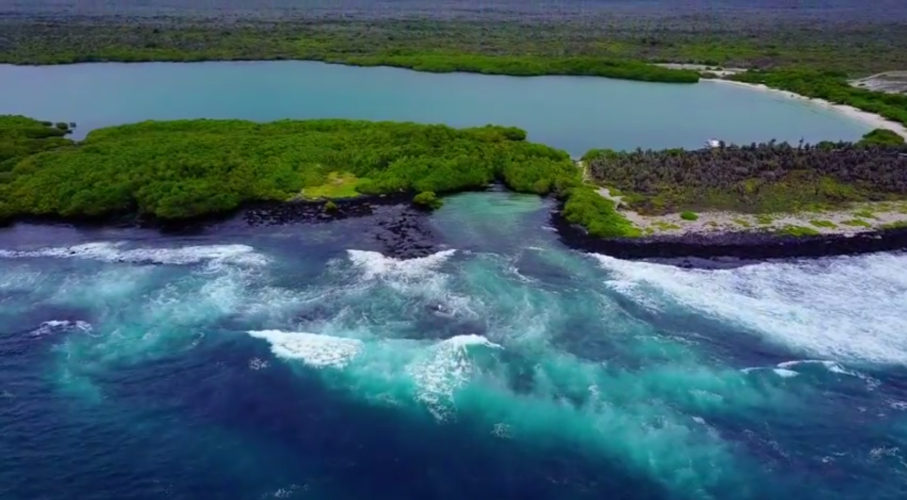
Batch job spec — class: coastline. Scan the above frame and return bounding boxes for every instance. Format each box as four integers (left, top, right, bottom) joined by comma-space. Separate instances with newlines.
7, 190, 907, 264
551, 205, 907, 262
704, 78, 907, 140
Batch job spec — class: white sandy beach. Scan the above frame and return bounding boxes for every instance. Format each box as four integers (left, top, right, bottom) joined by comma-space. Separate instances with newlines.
704, 78, 907, 140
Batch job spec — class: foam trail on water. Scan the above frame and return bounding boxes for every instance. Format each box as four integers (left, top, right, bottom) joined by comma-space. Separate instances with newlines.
29, 320, 93, 337
247, 330, 502, 419
773, 369, 799, 378
248, 330, 364, 368
594, 253, 907, 365
347, 249, 456, 280
408, 334, 503, 420
0, 242, 266, 267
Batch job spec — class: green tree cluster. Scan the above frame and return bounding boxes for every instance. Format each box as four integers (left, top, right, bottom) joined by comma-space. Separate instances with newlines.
858, 129, 906, 147
0, 116, 72, 169
0, 118, 585, 221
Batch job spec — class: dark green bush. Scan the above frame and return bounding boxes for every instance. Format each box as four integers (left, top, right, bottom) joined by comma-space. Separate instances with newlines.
562, 187, 640, 238
0, 117, 579, 221
412, 191, 442, 209
858, 129, 905, 147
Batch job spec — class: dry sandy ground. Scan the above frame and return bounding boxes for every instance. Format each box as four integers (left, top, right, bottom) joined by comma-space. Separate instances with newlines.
596, 186, 907, 237
654, 63, 746, 78
850, 71, 907, 94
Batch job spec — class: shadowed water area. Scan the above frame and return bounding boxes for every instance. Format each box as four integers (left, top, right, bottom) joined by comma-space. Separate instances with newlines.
1, 192, 907, 499
0, 61, 871, 155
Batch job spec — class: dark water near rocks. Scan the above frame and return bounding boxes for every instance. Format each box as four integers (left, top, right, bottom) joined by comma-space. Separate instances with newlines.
2, 192, 907, 499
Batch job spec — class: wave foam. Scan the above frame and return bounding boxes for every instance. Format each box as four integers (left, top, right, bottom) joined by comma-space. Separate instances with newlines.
29, 320, 93, 337
347, 249, 456, 280
408, 334, 502, 420
248, 330, 363, 368
594, 253, 907, 365
0, 242, 266, 267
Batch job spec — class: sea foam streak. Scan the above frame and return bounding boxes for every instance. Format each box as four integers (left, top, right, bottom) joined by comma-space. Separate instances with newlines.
247, 330, 363, 368
248, 329, 502, 419
594, 253, 907, 365
408, 334, 503, 419
0, 242, 266, 266
29, 320, 93, 337
346, 249, 457, 280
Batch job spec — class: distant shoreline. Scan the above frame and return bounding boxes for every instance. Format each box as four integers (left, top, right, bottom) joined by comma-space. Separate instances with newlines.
705, 78, 907, 140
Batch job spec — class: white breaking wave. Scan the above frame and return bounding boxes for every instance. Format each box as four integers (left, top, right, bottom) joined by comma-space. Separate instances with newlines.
776, 359, 859, 376
346, 249, 457, 280
247, 330, 363, 368
594, 253, 907, 365
0, 242, 267, 267
408, 334, 503, 420
248, 329, 502, 420
29, 320, 93, 337
772, 368, 799, 378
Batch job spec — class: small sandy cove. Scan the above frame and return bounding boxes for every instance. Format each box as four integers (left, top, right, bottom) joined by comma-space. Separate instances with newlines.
704, 79, 907, 140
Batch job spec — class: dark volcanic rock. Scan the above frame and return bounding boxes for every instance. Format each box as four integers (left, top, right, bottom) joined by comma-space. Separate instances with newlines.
552, 210, 907, 261
240, 196, 438, 259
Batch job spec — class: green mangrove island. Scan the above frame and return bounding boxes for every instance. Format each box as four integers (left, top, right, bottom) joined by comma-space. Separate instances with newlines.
3, 115, 907, 244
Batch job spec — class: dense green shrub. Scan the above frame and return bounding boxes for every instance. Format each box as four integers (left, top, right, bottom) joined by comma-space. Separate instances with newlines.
0, 116, 72, 168
562, 187, 640, 238
859, 129, 905, 147
412, 191, 442, 210
0, 117, 579, 221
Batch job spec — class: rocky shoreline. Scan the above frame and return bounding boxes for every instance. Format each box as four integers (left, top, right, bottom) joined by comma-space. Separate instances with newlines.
5, 192, 907, 263
552, 208, 907, 262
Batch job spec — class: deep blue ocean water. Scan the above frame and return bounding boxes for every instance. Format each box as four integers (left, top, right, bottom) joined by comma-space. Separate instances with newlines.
1, 192, 907, 499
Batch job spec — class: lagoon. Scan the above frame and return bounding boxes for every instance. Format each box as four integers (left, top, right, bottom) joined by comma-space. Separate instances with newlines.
0, 61, 870, 155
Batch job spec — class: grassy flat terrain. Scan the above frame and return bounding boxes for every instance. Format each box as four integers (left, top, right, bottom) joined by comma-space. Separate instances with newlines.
299, 172, 365, 200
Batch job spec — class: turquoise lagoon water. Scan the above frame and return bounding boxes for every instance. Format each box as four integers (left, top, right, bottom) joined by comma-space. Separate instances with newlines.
0, 61, 870, 154
1, 63, 906, 499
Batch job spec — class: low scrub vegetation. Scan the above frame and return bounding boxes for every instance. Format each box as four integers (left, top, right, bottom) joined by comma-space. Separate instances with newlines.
0, 118, 585, 220
0, 116, 72, 169
585, 140, 907, 214
562, 188, 641, 238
